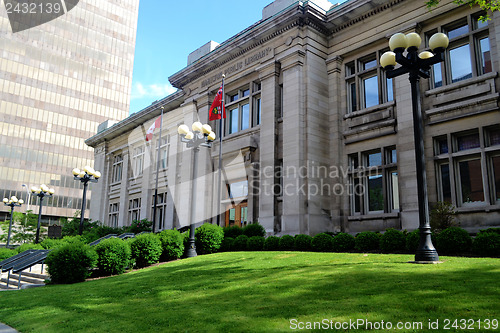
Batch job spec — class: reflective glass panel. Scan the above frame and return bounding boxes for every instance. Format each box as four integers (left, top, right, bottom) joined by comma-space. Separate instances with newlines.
440, 164, 452, 203
492, 156, 500, 202
448, 24, 468, 39
459, 159, 484, 204
229, 108, 238, 134
367, 151, 382, 167
457, 133, 480, 151
391, 172, 399, 211
368, 174, 384, 212
479, 37, 492, 74
386, 78, 393, 102
241, 104, 249, 131
363, 76, 379, 108
363, 59, 377, 70
450, 44, 472, 83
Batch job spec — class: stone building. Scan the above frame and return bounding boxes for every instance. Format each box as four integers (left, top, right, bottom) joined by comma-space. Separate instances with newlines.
86, 0, 500, 235
0, 0, 140, 222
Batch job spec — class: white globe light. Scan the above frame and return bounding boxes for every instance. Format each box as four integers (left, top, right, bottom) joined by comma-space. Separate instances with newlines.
94, 171, 101, 179
185, 132, 194, 140
78, 171, 86, 178
389, 33, 407, 51
72, 168, 81, 176
429, 32, 449, 51
87, 167, 95, 176
31, 186, 38, 193
178, 124, 190, 135
380, 51, 396, 68
2, 198, 8, 203
49, 189, 55, 195
83, 166, 91, 173
406, 32, 422, 48
207, 131, 216, 142
18, 199, 24, 204
418, 51, 434, 59
202, 124, 212, 135
41, 184, 49, 192
11, 196, 18, 203
192, 122, 203, 132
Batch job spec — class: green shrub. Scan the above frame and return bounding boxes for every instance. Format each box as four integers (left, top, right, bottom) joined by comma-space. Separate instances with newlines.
243, 223, 266, 238
95, 238, 131, 275
294, 234, 312, 252
279, 235, 295, 251
435, 227, 472, 255
311, 233, 334, 252
233, 235, 249, 251
61, 235, 87, 245
430, 201, 458, 232
40, 238, 67, 249
129, 233, 162, 268
472, 232, 500, 257
264, 236, 280, 251
195, 223, 224, 255
247, 236, 265, 251
380, 229, 406, 253
45, 243, 97, 284
406, 229, 420, 252
158, 229, 184, 261
127, 219, 153, 234
223, 226, 243, 239
332, 233, 355, 252
479, 228, 500, 235
15, 243, 43, 253
354, 232, 380, 252
219, 237, 235, 252
0, 248, 16, 261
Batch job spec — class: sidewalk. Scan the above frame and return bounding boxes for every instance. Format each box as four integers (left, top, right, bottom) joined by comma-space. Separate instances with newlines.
0, 322, 17, 333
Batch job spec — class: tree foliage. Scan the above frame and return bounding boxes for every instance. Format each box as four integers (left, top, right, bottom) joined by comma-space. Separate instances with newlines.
426, 0, 500, 21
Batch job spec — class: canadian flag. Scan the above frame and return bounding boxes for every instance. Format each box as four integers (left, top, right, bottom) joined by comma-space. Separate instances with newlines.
145, 116, 162, 142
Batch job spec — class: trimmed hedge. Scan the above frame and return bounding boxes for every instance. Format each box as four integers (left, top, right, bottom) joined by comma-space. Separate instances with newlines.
0, 248, 16, 261
405, 230, 420, 253
243, 223, 266, 238
279, 235, 295, 251
380, 229, 406, 253
15, 243, 44, 253
129, 233, 162, 268
46, 242, 97, 284
95, 238, 131, 275
332, 233, 355, 252
294, 234, 312, 252
158, 229, 184, 261
311, 233, 333, 252
40, 238, 67, 249
472, 232, 500, 257
264, 236, 280, 251
223, 226, 243, 239
355, 232, 380, 252
219, 237, 235, 252
195, 223, 224, 255
233, 235, 249, 251
247, 236, 265, 251
435, 227, 472, 255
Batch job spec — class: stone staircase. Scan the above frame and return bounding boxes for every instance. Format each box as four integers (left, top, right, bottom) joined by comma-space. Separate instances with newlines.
0, 264, 49, 290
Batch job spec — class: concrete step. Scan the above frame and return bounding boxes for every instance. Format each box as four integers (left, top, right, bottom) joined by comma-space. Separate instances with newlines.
0, 271, 49, 289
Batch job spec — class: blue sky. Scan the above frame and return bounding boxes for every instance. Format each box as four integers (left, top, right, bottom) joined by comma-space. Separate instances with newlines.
129, 0, 274, 114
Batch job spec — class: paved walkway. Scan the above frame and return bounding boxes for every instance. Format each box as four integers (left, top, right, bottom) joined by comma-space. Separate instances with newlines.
0, 322, 17, 333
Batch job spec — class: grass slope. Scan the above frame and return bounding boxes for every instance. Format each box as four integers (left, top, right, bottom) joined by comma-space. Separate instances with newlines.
0, 252, 498, 332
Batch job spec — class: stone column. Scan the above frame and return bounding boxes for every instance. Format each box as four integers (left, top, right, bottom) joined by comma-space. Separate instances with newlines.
257, 61, 281, 234
89, 142, 107, 223
118, 152, 129, 227
280, 50, 306, 235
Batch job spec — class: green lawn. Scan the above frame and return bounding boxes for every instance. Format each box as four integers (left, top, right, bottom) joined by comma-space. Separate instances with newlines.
0, 252, 498, 332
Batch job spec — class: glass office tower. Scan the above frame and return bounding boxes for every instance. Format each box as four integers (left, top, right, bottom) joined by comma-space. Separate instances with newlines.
0, 0, 140, 223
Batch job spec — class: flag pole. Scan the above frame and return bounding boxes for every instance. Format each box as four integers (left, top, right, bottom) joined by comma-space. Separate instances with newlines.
152, 106, 164, 233
216, 75, 225, 226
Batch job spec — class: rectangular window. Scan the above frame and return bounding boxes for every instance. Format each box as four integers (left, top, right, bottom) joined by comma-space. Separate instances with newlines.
112, 154, 123, 183
229, 108, 238, 134
386, 78, 394, 102
479, 37, 492, 74
151, 192, 167, 230
456, 132, 480, 151
450, 44, 473, 83
492, 156, 500, 202
439, 164, 452, 203
349, 147, 398, 215
363, 76, 379, 108
225, 85, 260, 134
157, 135, 170, 170
132, 147, 144, 177
229, 180, 248, 199
255, 97, 261, 126
458, 159, 484, 205
241, 103, 249, 131
109, 203, 119, 228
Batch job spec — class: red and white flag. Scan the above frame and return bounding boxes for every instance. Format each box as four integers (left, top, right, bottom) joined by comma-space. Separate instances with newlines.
209, 85, 226, 121
145, 116, 162, 142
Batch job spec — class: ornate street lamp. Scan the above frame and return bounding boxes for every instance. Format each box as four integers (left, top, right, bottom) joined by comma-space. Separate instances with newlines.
2, 196, 24, 247
178, 122, 216, 258
73, 166, 101, 235
31, 185, 54, 244
380, 32, 449, 262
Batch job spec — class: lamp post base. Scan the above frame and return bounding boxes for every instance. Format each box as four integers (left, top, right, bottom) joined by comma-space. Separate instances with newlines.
415, 249, 439, 262
185, 240, 197, 258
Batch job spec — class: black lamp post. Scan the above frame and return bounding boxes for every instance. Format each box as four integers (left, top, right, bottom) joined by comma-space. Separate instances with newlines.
72, 166, 101, 235
31, 185, 54, 244
2, 196, 23, 247
380, 32, 449, 262
177, 122, 216, 258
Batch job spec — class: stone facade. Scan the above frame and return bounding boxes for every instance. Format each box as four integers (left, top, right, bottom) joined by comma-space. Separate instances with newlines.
86, 0, 500, 234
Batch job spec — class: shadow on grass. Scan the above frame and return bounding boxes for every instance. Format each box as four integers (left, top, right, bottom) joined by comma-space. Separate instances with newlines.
0, 252, 498, 332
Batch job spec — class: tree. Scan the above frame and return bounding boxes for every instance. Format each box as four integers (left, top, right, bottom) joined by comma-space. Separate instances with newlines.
0, 210, 43, 244
426, 0, 500, 21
